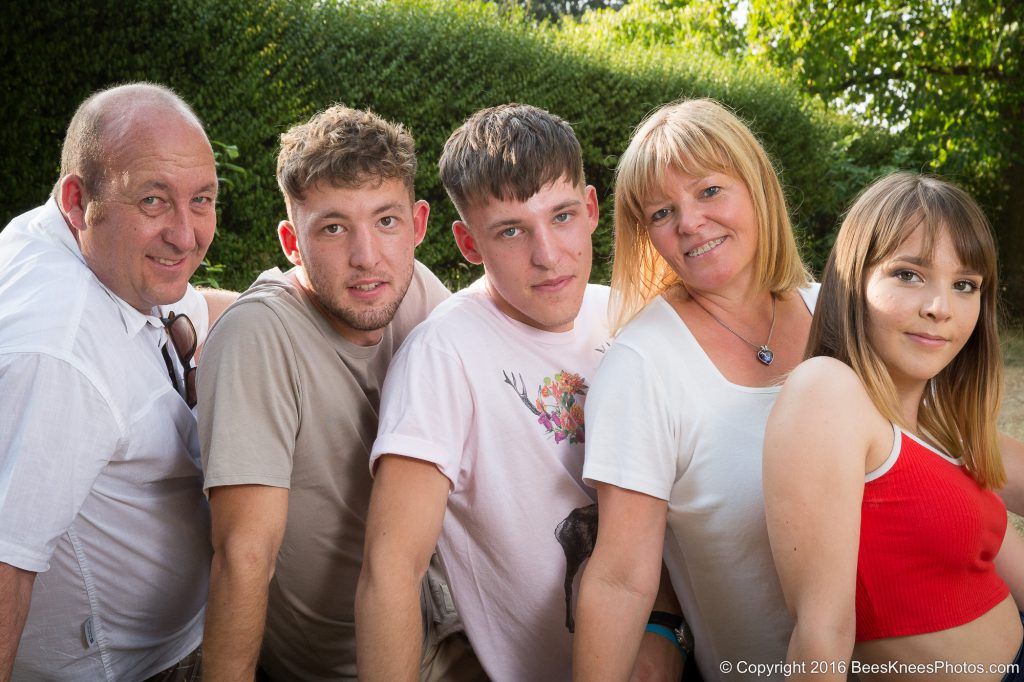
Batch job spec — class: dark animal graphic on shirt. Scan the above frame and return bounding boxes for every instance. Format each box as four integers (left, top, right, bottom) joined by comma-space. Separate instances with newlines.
554, 503, 598, 632
502, 370, 588, 444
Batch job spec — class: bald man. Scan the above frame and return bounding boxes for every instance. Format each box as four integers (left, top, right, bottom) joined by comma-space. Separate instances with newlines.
0, 82, 231, 681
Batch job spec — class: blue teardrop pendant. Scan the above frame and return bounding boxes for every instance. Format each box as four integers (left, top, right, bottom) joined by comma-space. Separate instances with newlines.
757, 346, 774, 366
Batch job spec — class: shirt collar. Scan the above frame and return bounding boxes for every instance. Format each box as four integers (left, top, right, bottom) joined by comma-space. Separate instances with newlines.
99, 282, 165, 340
40, 197, 87, 265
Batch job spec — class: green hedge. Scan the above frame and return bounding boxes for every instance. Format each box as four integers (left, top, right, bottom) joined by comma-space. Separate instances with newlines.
2, 0, 896, 291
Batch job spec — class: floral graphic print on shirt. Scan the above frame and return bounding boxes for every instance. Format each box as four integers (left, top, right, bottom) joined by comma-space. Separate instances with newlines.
502, 370, 589, 444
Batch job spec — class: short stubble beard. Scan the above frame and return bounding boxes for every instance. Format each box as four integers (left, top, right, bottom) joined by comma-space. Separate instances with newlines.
306, 261, 415, 333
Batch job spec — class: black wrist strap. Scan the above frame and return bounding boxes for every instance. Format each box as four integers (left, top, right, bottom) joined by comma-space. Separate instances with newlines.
648, 610, 683, 629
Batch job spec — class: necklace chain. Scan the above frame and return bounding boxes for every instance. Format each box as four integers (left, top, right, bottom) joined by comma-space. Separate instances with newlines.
690, 293, 777, 365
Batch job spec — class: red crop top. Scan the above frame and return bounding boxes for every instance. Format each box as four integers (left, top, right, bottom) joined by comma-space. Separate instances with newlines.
856, 428, 1009, 641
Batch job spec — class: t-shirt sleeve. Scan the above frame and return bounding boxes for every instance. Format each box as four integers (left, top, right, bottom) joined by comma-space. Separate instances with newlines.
582, 342, 676, 501
197, 300, 300, 492
0, 353, 122, 572
390, 261, 451, 349
370, 333, 470, 489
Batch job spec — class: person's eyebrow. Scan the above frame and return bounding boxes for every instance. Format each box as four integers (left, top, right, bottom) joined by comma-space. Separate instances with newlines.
137, 180, 171, 193
548, 199, 584, 213
483, 199, 583, 232
484, 217, 523, 232
307, 209, 351, 223
890, 254, 930, 266
890, 254, 982, 277
371, 202, 405, 216
135, 180, 219, 195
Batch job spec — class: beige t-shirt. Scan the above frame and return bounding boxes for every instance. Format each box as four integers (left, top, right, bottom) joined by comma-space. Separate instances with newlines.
198, 261, 449, 681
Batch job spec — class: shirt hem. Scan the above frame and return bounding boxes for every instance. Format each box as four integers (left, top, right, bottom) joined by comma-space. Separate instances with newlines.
582, 464, 671, 502
370, 434, 455, 487
0, 540, 49, 573
856, 583, 1011, 642
203, 474, 292, 492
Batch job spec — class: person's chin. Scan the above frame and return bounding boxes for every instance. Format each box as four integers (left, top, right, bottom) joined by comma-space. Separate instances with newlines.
526, 301, 581, 332
342, 298, 402, 331
147, 283, 191, 308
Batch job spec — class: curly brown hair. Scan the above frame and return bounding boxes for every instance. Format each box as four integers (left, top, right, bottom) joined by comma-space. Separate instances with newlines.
277, 104, 417, 205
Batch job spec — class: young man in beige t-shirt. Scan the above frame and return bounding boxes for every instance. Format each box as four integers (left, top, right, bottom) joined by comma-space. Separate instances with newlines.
197, 105, 481, 681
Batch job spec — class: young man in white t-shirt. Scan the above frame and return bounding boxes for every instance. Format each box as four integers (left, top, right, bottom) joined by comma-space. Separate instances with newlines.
355, 104, 686, 681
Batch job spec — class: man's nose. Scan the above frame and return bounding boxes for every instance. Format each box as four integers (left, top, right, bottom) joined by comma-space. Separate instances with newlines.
531, 226, 559, 269
162, 204, 199, 253
349, 229, 383, 269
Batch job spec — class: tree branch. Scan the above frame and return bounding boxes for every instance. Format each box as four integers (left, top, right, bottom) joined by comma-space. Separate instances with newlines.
835, 63, 1009, 91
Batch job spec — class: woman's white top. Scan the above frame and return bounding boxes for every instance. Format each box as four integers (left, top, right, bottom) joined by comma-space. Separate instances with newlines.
584, 285, 819, 681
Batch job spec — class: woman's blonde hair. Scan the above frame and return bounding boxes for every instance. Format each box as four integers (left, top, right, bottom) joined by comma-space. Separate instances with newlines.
610, 98, 810, 332
808, 172, 1004, 487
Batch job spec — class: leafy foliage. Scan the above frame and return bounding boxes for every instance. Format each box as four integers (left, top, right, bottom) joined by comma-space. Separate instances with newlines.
559, 0, 1023, 308
2, 0, 898, 292
568, 0, 746, 54
744, 0, 1024, 306
494, 0, 626, 21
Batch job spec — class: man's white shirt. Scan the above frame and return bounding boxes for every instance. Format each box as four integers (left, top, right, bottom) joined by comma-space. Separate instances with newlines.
0, 199, 210, 680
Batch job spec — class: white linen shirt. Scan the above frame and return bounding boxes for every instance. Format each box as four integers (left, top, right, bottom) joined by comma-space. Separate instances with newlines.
0, 199, 211, 681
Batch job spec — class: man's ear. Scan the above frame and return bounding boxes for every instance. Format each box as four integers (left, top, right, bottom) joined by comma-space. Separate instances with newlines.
59, 175, 89, 232
584, 184, 599, 235
278, 220, 303, 266
452, 221, 483, 265
412, 199, 429, 247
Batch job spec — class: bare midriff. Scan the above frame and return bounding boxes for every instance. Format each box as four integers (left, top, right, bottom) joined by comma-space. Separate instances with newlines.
854, 594, 1021, 681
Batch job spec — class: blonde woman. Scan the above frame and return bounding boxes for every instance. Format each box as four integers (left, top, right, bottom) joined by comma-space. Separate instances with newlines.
763, 173, 1024, 680
574, 99, 817, 681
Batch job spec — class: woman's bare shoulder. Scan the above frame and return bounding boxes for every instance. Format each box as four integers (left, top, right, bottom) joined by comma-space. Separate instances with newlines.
775, 356, 886, 436
784, 356, 865, 396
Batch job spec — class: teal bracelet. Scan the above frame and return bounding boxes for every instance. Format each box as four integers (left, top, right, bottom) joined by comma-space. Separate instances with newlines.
644, 623, 687, 657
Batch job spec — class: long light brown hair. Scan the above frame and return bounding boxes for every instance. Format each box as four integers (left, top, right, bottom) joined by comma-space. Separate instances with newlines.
808, 172, 1004, 487
610, 98, 809, 333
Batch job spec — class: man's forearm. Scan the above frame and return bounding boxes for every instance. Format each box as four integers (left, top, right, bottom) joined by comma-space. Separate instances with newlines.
356, 456, 451, 681
0, 563, 35, 682
202, 552, 273, 682
355, 565, 427, 682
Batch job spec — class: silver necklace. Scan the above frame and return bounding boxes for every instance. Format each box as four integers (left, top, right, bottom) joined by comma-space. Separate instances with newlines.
690, 293, 777, 366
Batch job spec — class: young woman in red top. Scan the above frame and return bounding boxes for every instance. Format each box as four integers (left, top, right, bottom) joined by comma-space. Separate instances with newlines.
764, 172, 1024, 681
